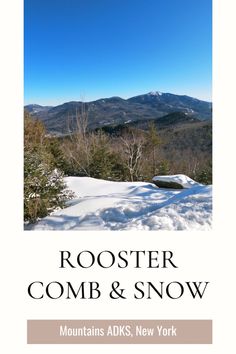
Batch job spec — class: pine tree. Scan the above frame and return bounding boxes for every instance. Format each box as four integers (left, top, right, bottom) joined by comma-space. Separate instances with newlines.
146, 122, 161, 176
157, 160, 171, 175
88, 131, 114, 179
24, 112, 74, 222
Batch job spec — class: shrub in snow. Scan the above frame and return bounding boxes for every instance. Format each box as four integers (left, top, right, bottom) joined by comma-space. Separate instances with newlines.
24, 112, 74, 222
195, 167, 212, 185
24, 149, 74, 222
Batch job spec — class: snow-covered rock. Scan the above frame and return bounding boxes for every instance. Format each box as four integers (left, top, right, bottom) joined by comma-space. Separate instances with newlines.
26, 176, 212, 231
152, 174, 201, 189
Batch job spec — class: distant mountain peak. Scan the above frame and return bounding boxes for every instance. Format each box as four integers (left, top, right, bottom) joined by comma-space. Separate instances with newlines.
148, 91, 163, 96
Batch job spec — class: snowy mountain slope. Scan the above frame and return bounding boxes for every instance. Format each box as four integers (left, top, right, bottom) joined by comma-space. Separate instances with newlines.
26, 176, 212, 231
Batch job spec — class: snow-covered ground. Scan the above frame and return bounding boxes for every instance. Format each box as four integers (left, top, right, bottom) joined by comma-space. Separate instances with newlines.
26, 175, 212, 231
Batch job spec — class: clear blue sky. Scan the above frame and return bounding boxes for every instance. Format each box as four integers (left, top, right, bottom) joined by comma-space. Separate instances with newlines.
24, 0, 212, 105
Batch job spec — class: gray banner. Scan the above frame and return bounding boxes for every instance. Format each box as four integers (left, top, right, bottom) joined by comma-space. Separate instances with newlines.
27, 320, 212, 344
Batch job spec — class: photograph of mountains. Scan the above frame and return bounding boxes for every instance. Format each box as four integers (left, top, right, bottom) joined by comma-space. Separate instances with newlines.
24, 0, 212, 231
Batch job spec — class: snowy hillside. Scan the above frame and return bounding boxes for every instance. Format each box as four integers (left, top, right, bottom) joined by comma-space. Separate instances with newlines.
26, 175, 212, 231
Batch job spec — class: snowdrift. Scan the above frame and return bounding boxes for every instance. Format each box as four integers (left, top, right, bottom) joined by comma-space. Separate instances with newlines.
26, 176, 212, 231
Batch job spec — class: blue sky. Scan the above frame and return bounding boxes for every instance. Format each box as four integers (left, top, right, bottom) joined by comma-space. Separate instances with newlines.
24, 0, 212, 105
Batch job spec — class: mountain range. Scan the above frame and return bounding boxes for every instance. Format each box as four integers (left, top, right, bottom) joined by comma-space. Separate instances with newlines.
25, 91, 212, 135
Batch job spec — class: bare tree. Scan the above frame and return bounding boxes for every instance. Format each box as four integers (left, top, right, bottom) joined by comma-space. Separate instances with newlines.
75, 103, 88, 138
120, 129, 146, 181
65, 102, 92, 176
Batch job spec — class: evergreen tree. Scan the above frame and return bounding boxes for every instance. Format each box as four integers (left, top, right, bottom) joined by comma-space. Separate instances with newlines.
195, 164, 212, 185
145, 122, 161, 176
24, 112, 73, 222
88, 131, 114, 179
157, 160, 171, 175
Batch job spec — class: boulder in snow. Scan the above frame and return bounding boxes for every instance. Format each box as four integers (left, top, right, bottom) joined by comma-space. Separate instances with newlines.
152, 174, 201, 189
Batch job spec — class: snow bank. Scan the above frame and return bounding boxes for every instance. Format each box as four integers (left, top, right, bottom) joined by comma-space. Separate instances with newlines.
153, 174, 201, 189
26, 176, 212, 231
